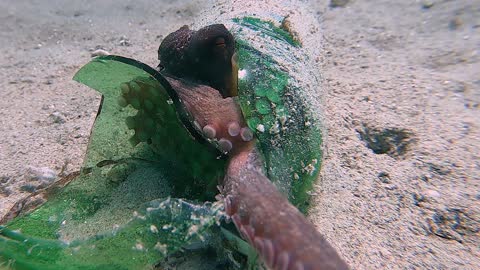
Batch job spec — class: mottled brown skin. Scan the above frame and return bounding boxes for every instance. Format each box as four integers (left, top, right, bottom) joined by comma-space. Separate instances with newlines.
165, 77, 250, 155
158, 24, 237, 98
158, 24, 349, 269
224, 144, 349, 270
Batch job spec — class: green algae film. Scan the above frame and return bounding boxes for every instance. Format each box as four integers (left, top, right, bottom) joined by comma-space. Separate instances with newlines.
235, 38, 322, 212
1, 198, 221, 270
233, 17, 300, 47
0, 57, 228, 269
1, 17, 324, 269
73, 56, 226, 192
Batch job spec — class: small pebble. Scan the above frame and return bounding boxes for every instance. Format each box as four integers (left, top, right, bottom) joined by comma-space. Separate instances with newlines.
129, 136, 140, 146
20, 184, 37, 193
330, 0, 349, 8
49, 111, 66, 124
42, 104, 54, 110
119, 36, 131, 46
412, 193, 425, 206
25, 166, 56, 183
377, 171, 390, 183
154, 242, 167, 255
150, 225, 159, 234
256, 124, 265, 133
449, 18, 463, 30
91, 49, 110, 57
421, 0, 434, 9
134, 243, 144, 251
422, 189, 441, 199
20, 166, 57, 193
193, 121, 202, 132
0, 185, 12, 196
1, 176, 11, 184
385, 184, 398, 190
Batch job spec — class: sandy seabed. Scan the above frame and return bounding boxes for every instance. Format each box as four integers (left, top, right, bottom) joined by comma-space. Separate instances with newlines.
0, 0, 478, 269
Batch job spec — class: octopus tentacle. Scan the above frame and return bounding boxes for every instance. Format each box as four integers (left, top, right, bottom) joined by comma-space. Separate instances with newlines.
202, 125, 217, 139
158, 24, 349, 269
164, 76, 252, 155
163, 57, 349, 270
223, 146, 349, 270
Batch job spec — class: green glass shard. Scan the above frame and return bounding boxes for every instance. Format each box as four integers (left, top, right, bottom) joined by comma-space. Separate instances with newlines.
246, 117, 261, 131
253, 85, 268, 97
1, 197, 222, 270
1, 14, 323, 268
233, 17, 300, 47
255, 99, 272, 115
266, 90, 281, 104
0, 56, 230, 269
72, 56, 226, 198
235, 35, 322, 213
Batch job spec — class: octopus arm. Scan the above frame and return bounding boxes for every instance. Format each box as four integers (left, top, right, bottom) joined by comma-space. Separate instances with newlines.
223, 145, 349, 270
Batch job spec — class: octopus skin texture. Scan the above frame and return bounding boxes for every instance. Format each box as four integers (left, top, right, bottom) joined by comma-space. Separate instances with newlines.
158, 24, 237, 98
158, 24, 350, 269
224, 145, 349, 270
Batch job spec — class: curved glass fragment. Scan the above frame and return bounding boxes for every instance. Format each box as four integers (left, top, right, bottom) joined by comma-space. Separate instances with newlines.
233, 17, 323, 212
1, 14, 324, 268
0, 56, 230, 269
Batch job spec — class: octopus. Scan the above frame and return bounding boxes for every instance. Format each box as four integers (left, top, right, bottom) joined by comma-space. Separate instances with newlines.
0, 23, 349, 270
146, 24, 350, 270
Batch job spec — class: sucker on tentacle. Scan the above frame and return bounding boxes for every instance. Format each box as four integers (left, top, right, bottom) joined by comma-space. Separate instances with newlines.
164, 76, 251, 155
223, 145, 349, 270
158, 24, 349, 270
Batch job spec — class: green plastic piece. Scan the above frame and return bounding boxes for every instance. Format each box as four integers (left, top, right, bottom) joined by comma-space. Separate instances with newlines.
0, 56, 231, 269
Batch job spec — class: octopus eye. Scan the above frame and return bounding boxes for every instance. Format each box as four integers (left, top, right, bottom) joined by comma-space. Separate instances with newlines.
156, 63, 165, 72
215, 37, 226, 48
